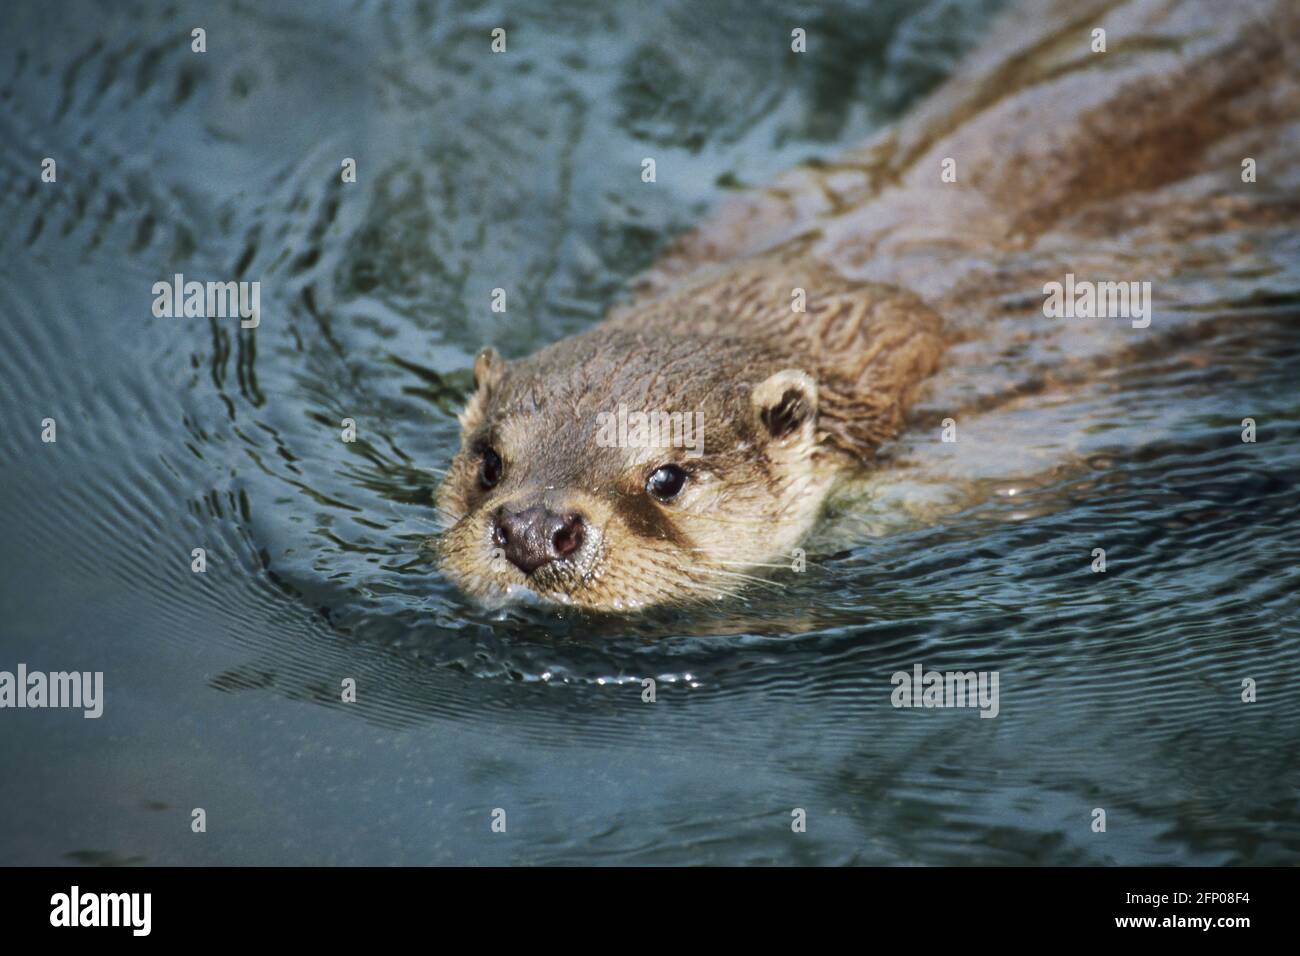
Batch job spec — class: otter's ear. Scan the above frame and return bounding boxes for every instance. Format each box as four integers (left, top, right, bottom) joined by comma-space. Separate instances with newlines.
473, 346, 506, 393
752, 369, 818, 445
460, 346, 507, 433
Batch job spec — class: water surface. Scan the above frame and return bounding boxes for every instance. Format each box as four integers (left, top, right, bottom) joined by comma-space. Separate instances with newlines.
1, 0, 1297, 865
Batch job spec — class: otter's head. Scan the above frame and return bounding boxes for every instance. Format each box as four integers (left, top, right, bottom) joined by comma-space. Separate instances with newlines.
435, 330, 828, 611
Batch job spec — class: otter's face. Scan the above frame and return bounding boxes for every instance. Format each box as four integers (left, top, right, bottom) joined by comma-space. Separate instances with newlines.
435, 335, 829, 612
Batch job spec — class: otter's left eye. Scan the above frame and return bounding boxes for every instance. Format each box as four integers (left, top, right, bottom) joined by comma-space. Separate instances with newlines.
646, 464, 687, 502
479, 447, 503, 489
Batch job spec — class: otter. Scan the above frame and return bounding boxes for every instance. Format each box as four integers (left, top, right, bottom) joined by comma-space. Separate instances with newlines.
437, 267, 944, 609
436, 0, 1300, 611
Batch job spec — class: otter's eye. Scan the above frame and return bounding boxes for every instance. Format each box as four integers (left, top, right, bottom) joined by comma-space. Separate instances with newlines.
478, 447, 503, 489
646, 464, 687, 502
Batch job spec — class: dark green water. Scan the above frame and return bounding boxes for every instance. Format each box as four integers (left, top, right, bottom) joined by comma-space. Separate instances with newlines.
1, 0, 1298, 865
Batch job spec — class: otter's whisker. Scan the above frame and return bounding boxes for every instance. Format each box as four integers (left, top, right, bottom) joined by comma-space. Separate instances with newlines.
695, 568, 785, 591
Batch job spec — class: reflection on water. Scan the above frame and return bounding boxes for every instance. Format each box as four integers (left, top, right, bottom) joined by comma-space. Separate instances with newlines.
1, 0, 1297, 865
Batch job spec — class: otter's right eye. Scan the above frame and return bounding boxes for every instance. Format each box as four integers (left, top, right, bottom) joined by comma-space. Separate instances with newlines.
479, 447, 503, 489
646, 464, 687, 502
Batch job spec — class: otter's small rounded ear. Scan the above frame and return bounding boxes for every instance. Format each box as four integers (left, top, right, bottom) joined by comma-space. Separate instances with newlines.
473, 346, 506, 393
752, 369, 818, 442
460, 346, 508, 435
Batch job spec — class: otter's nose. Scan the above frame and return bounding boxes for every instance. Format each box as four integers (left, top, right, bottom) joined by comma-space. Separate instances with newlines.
492, 505, 585, 574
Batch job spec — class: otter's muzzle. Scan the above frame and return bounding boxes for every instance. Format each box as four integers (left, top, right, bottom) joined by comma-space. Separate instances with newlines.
492, 504, 585, 575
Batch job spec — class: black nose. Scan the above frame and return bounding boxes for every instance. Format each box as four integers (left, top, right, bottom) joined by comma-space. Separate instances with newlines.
492, 505, 585, 574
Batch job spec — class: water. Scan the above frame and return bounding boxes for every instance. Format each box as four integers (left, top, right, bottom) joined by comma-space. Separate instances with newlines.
1, 0, 1298, 865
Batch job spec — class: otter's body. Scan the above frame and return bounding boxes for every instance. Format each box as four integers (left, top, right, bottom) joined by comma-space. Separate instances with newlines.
437, 0, 1300, 611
